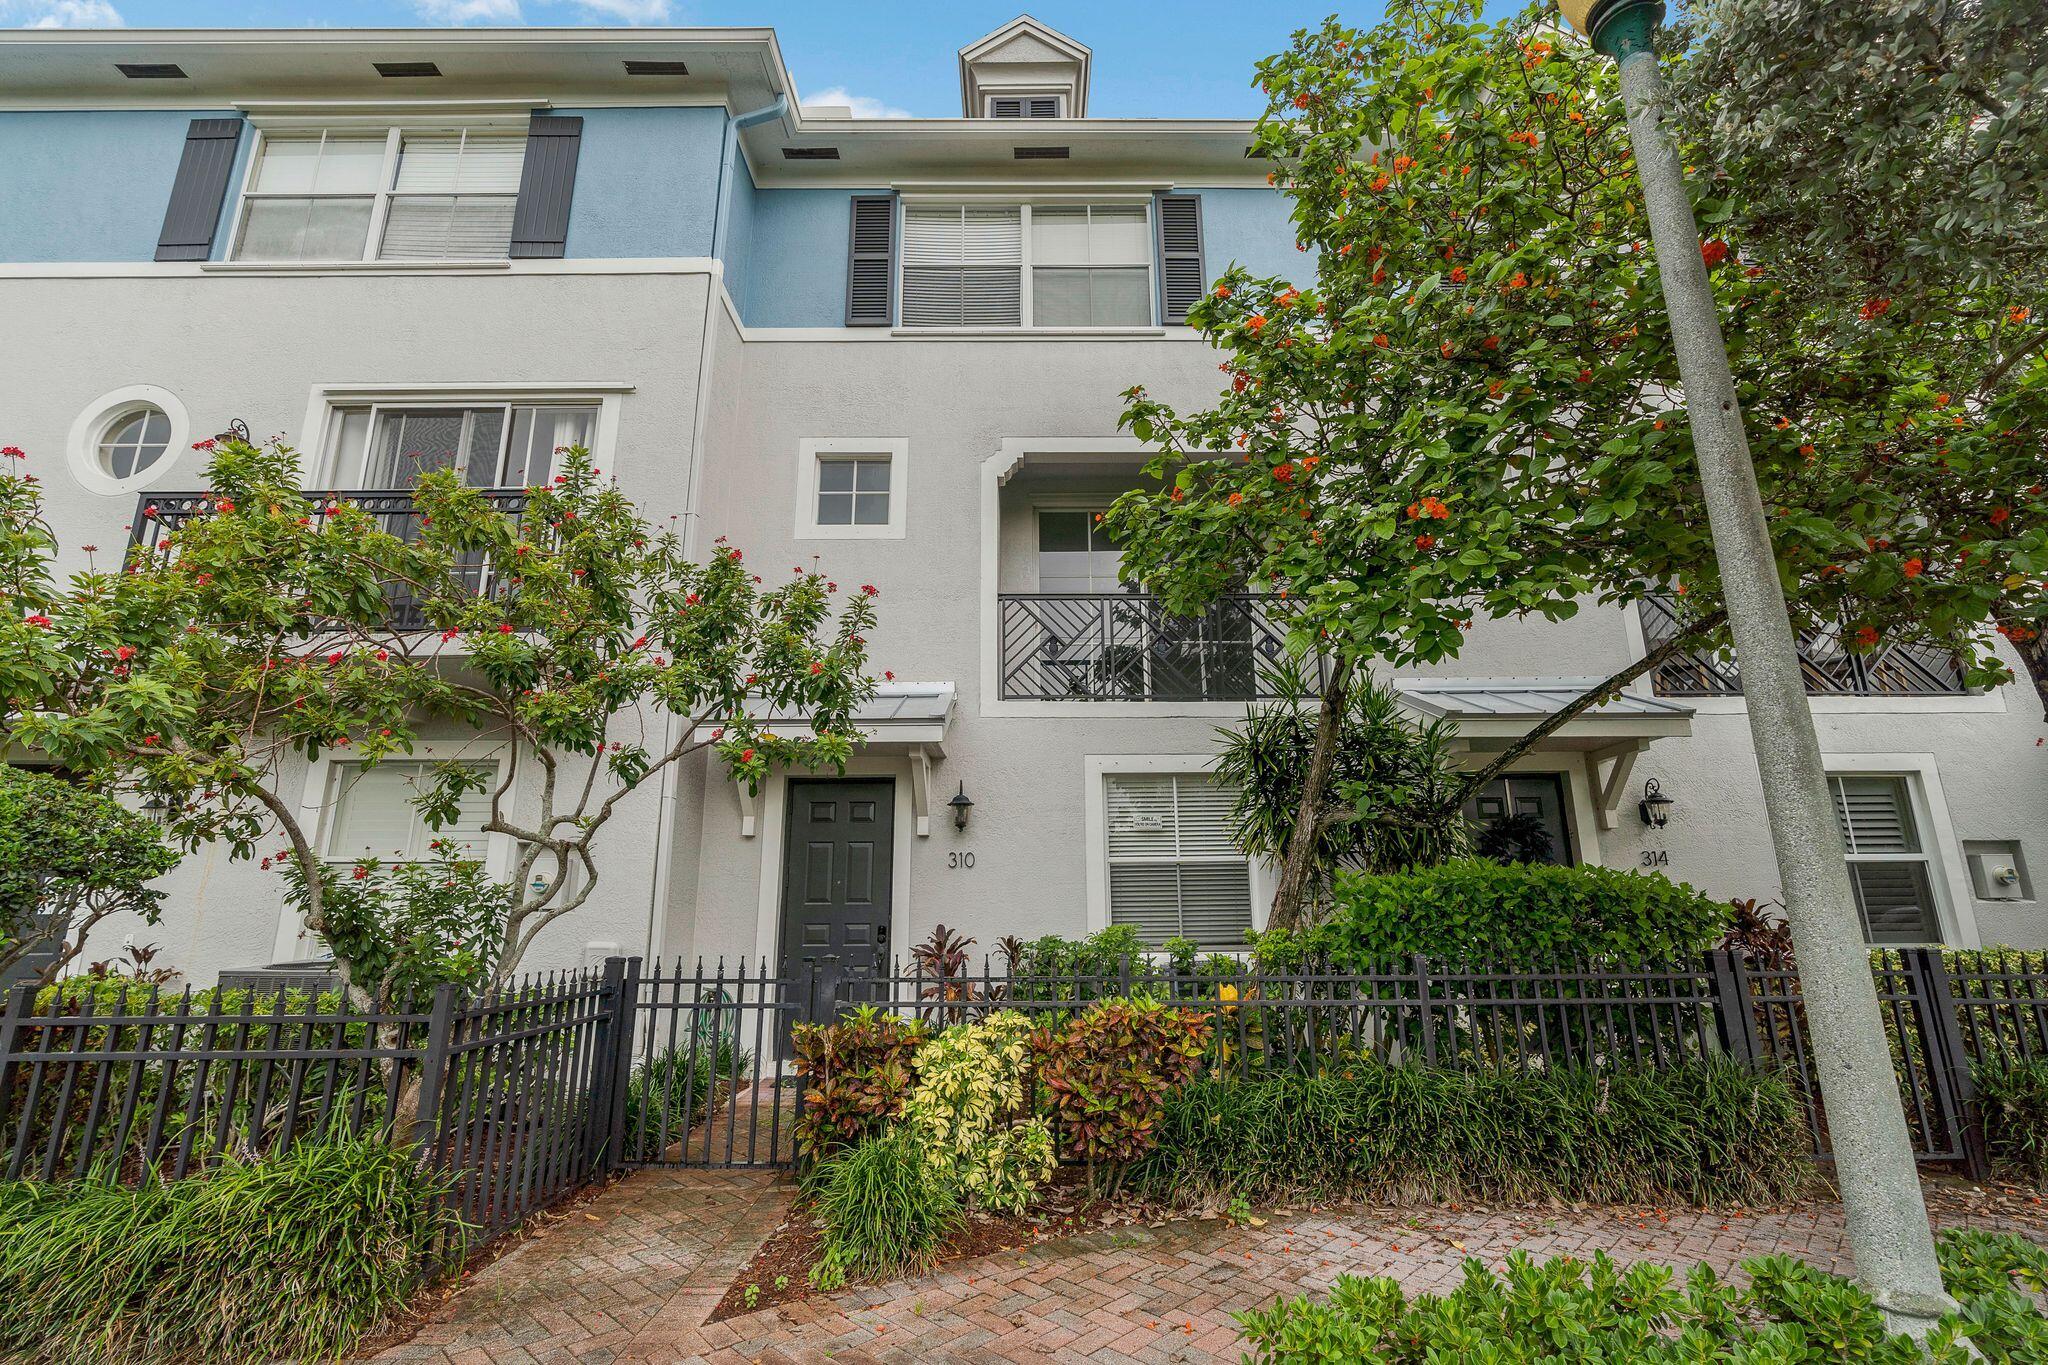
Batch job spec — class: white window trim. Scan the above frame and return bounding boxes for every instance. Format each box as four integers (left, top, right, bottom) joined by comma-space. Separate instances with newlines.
1083, 754, 1271, 943
1821, 753, 1978, 948
274, 740, 515, 962
895, 194, 1157, 333
226, 118, 530, 267
297, 383, 629, 488
65, 384, 189, 497
795, 437, 909, 540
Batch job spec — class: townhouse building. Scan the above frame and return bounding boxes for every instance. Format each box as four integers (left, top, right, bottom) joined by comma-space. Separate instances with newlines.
1, 18, 2041, 992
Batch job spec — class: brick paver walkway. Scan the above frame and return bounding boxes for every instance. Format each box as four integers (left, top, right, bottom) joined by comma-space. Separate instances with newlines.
362, 1169, 2048, 1364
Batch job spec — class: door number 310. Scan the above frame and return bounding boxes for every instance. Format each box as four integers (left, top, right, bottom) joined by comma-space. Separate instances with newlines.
949, 851, 976, 870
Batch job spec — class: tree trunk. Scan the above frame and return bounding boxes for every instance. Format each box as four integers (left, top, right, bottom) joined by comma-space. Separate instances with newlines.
1267, 656, 1353, 934
1999, 617, 2048, 722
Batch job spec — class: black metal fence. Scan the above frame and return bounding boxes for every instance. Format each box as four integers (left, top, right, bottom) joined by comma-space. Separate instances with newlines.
7, 949, 2044, 1227
0, 961, 628, 1243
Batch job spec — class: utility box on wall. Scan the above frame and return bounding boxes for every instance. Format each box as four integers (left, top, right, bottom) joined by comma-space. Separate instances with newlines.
1964, 840, 2032, 902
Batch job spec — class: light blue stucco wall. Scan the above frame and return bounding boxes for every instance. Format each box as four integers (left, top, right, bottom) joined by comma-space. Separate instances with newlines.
735, 180, 888, 329
721, 152, 760, 316
558, 105, 725, 260
0, 109, 245, 262
1188, 187, 1304, 286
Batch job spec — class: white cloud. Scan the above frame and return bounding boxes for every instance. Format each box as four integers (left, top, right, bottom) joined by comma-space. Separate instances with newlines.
412, 0, 523, 22
7, 0, 124, 27
803, 85, 914, 120
568, 0, 672, 22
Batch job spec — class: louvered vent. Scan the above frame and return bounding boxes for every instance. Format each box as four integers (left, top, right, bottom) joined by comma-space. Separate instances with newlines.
1013, 146, 1070, 160
375, 61, 442, 77
783, 147, 842, 160
117, 63, 187, 79
623, 60, 690, 76
989, 95, 1060, 118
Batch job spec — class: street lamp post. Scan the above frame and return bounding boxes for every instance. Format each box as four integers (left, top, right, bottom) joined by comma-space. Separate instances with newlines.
1556, 0, 1956, 1336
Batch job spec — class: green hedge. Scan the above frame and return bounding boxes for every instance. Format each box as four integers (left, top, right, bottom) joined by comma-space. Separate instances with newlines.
1236, 1231, 2048, 1363
0, 1135, 457, 1365
1976, 1057, 2048, 1188
1257, 860, 1734, 965
1133, 1061, 1808, 1207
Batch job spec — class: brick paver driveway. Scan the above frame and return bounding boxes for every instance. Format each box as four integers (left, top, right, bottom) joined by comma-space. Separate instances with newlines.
361, 1169, 2048, 1364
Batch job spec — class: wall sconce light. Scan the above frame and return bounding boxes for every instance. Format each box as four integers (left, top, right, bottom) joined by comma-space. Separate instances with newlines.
213, 418, 252, 445
1638, 778, 1675, 829
948, 781, 975, 832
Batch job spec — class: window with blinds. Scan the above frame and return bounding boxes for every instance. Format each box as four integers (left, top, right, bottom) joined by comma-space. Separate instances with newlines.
233, 126, 526, 263
900, 202, 1153, 328
1104, 773, 1252, 950
1830, 774, 1944, 944
328, 402, 597, 488
380, 131, 523, 259
902, 205, 1024, 326
326, 761, 494, 864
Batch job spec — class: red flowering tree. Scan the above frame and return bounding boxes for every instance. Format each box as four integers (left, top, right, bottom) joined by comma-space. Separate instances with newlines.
0, 436, 877, 996
1106, 0, 2048, 928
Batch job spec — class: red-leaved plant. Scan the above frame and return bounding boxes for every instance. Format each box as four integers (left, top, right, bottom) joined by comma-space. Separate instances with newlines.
789, 1006, 928, 1170
1031, 997, 1213, 1195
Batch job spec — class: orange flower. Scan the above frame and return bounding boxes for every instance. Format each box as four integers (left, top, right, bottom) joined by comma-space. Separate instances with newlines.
1373, 333, 1390, 348
1414, 534, 1436, 550
1449, 266, 1467, 284
1227, 492, 1244, 506
1859, 297, 1892, 321
1214, 284, 1232, 299
1246, 315, 1267, 333
2010, 306, 2032, 324
1902, 557, 1924, 578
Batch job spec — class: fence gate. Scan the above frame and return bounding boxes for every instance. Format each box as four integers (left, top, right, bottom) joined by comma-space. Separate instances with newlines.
619, 958, 814, 1169
1724, 948, 1978, 1169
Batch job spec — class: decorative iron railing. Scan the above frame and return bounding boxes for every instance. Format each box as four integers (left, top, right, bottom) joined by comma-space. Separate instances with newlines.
128, 489, 530, 631
996, 592, 1305, 702
1640, 595, 1967, 698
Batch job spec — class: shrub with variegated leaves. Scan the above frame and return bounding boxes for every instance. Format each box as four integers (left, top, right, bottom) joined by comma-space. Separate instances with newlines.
901, 1010, 1055, 1214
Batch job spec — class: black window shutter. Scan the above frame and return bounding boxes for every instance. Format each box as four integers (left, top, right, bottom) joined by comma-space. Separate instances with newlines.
154, 118, 243, 262
1156, 193, 1206, 323
845, 194, 896, 327
509, 114, 584, 260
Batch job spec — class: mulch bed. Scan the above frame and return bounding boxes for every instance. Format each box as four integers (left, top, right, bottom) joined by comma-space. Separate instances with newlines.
710, 1165, 1144, 1322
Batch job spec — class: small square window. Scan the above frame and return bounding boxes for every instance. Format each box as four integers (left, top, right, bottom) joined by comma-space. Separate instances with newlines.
797, 440, 908, 539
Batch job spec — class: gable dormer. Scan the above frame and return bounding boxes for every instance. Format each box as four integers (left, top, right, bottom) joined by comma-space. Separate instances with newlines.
958, 16, 1090, 119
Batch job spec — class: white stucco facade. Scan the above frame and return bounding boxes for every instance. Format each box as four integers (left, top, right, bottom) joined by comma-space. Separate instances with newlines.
1, 21, 2041, 987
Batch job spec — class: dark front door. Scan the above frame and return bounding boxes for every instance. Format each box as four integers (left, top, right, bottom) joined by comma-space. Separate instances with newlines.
1464, 774, 1575, 865
780, 779, 894, 1024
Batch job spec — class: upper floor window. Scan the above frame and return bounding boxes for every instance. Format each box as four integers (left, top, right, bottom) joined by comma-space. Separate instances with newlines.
796, 438, 908, 540
234, 127, 525, 264
900, 202, 1152, 329
328, 402, 597, 488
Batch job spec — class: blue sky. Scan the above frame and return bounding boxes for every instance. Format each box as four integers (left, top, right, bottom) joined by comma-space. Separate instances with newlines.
2, 1, 1523, 119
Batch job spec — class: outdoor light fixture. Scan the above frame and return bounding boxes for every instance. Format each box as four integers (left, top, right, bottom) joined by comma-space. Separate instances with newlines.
948, 781, 975, 831
1638, 778, 1674, 829
214, 418, 252, 445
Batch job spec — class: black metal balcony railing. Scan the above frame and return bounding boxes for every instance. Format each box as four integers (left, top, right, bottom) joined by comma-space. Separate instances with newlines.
998, 592, 1303, 702
130, 490, 530, 630
1641, 596, 1968, 698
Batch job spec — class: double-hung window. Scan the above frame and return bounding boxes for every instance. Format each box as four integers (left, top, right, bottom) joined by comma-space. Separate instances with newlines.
329, 403, 598, 489
899, 201, 1153, 328
325, 760, 494, 864
235, 127, 525, 263
1104, 773, 1252, 950
1830, 774, 1945, 944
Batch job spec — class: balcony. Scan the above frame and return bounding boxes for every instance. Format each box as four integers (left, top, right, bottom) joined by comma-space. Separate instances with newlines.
997, 592, 1303, 702
1640, 596, 1967, 698
129, 489, 529, 630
